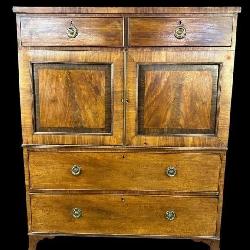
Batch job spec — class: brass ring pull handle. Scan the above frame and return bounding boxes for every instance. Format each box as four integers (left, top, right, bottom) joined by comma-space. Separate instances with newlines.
71, 165, 81, 176
165, 210, 176, 221
165, 166, 177, 177
67, 21, 78, 38
174, 25, 186, 39
72, 208, 82, 219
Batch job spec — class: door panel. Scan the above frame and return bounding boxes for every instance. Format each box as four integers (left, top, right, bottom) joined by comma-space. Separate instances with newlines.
33, 63, 111, 133
19, 49, 123, 145
126, 50, 234, 147
138, 64, 218, 135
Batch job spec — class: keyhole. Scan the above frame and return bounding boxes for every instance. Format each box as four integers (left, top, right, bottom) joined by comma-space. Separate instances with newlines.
178, 20, 182, 25
121, 197, 125, 202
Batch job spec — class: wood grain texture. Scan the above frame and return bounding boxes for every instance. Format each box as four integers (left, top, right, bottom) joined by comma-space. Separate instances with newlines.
30, 194, 218, 236
13, 7, 241, 14
18, 49, 124, 145
23, 148, 32, 232
129, 17, 233, 47
16, 15, 22, 48
29, 151, 221, 192
33, 64, 111, 133
126, 49, 235, 147
216, 154, 226, 237
21, 17, 124, 47
231, 15, 239, 50
138, 64, 218, 135
25, 145, 228, 151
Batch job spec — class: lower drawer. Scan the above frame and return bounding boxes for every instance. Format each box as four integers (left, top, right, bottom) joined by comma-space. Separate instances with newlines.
29, 151, 221, 192
30, 194, 218, 236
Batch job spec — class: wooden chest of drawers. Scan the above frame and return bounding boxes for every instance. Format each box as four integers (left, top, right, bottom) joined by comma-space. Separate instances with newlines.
13, 7, 241, 250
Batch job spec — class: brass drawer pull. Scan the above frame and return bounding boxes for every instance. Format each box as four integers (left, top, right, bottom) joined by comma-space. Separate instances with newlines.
67, 21, 78, 38
71, 165, 81, 176
72, 208, 82, 219
174, 25, 186, 39
165, 210, 176, 221
166, 166, 177, 177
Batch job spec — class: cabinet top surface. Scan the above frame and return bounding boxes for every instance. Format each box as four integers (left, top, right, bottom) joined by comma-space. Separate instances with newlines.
13, 6, 241, 14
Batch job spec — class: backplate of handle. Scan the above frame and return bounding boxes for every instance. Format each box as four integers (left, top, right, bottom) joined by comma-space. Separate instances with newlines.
72, 208, 82, 219
165, 166, 177, 177
165, 210, 176, 221
71, 165, 81, 176
67, 21, 78, 38
174, 26, 186, 39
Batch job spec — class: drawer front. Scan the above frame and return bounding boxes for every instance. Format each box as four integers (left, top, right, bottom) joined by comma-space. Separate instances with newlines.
129, 17, 233, 46
20, 17, 124, 46
31, 194, 218, 236
29, 152, 221, 192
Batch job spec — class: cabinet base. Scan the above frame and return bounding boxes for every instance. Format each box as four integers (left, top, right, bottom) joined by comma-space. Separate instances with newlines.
28, 235, 220, 250
29, 235, 55, 250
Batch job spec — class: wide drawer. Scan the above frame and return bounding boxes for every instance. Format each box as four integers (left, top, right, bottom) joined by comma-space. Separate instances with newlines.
30, 194, 217, 236
29, 152, 221, 192
20, 17, 124, 46
129, 17, 233, 46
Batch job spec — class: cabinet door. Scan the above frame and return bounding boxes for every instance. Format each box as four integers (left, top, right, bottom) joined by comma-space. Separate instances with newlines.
19, 49, 123, 145
126, 50, 234, 147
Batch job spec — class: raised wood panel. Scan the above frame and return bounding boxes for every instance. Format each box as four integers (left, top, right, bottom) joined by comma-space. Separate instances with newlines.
126, 49, 235, 147
20, 17, 124, 47
29, 151, 221, 192
33, 63, 111, 133
19, 49, 123, 145
129, 17, 233, 47
31, 194, 218, 236
138, 64, 218, 135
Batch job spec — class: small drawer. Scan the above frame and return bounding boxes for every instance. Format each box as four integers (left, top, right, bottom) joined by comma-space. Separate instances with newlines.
129, 17, 233, 46
20, 17, 124, 46
29, 151, 221, 192
30, 194, 218, 236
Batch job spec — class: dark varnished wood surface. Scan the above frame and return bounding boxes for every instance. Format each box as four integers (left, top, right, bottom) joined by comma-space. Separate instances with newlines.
30, 194, 218, 236
19, 49, 124, 145
29, 151, 221, 192
21, 17, 124, 47
129, 17, 233, 47
138, 64, 218, 135
127, 49, 235, 147
33, 63, 111, 133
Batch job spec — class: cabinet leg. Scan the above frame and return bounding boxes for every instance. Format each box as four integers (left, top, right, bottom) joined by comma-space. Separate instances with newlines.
193, 239, 220, 250
28, 235, 55, 250
208, 239, 220, 250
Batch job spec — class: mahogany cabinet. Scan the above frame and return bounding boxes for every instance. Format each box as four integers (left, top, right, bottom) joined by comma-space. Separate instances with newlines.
13, 7, 241, 250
